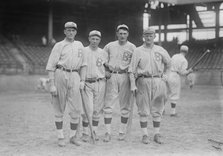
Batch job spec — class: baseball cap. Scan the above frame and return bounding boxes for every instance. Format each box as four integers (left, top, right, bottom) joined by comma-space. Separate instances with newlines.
89, 30, 101, 38
180, 45, 189, 52
143, 27, 156, 34
64, 22, 77, 29
116, 24, 129, 31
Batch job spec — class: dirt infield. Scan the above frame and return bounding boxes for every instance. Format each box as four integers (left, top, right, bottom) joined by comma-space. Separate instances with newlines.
0, 75, 223, 156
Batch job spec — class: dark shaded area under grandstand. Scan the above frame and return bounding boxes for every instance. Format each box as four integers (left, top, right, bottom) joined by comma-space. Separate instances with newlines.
0, 0, 223, 75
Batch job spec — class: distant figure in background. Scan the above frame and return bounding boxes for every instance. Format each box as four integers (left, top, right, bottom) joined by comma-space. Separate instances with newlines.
42, 36, 47, 46
167, 45, 193, 117
36, 77, 50, 91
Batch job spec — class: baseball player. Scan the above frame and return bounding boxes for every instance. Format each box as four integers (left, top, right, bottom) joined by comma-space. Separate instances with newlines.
167, 45, 193, 117
81, 30, 107, 142
103, 24, 136, 142
46, 22, 87, 147
129, 27, 171, 144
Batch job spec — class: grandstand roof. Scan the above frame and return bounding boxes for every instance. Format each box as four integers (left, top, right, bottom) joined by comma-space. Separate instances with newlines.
159, 0, 223, 5
3, 0, 222, 5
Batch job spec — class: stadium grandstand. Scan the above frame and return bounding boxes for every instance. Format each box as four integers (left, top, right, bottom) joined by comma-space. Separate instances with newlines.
0, 0, 223, 84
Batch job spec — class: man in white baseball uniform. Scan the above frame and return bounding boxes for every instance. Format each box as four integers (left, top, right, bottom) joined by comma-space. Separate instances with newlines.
129, 27, 171, 144
81, 30, 107, 142
103, 24, 136, 142
46, 22, 87, 147
167, 45, 193, 117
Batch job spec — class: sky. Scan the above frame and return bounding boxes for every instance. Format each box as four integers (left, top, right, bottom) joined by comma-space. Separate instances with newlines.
144, 2, 223, 43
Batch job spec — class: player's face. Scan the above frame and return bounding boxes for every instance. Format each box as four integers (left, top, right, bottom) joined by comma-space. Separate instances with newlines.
64, 28, 77, 40
116, 29, 129, 42
89, 36, 101, 48
143, 33, 155, 45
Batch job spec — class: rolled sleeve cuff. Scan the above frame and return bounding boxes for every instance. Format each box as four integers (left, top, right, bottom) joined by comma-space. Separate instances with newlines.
46, 66, 56, 72
81, 62, 87, 67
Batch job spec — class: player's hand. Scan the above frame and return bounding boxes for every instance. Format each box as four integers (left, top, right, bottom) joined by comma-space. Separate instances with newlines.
105, 71, 111, 79
188, 68, 193, 74
131, 86, 137, 93
50, 85, 57, 96
162, 74, 168, 82
79, 81, 85, 90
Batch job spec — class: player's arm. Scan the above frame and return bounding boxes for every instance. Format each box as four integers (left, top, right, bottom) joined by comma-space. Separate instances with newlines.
161, 48, 171, 81
79, 46, 87, 89
162, 49, 171, 74
128, 49, 139, 92
103, 44, 111, 78
46, 43, 61, 96
103, 44, 110, 69
179, 60, 192, 76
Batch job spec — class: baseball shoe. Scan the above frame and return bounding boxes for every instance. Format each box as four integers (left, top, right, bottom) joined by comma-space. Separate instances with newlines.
118, 133, 126, 141
81, 133, 89, 142
154, 134, 163, 144
58, 138, 66, 147
170, 113, 178, 117
93, 131, 99, 141
142, 135, 149, 144
70, 136, 81, 146
103, 132, 111, 142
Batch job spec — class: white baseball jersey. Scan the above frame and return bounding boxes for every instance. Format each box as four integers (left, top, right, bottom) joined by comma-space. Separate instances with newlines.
129, 44, 171, 75
104, 40, 136, 71
46, 39, 86, 71
170, 53, 188, 75
84, 46, 108, 79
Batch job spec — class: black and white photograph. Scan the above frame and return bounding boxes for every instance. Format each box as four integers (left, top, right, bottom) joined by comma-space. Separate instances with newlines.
0, 0, 223, 155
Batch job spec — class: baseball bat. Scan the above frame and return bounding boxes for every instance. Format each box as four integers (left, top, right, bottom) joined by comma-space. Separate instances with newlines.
80, 89, 95, 144
189, 49, 211, 70
208, 139, 223, 145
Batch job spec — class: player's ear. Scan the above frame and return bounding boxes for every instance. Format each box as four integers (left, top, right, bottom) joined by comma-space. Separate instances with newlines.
74, 30, 77, 36
116, 31, 119, 36
154, 34, 156, 39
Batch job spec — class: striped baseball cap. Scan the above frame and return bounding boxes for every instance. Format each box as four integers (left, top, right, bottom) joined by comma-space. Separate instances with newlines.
64, 22, 77, 29
116, 24, 129, 31
89, 30, 101, 38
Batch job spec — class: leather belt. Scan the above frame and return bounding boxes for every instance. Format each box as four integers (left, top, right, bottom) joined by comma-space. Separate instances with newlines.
56, 65, 78, 73
85, 78, 105, 83
110, 70, 127, 74
138, 74, 161, 78
171, 70, 180, 74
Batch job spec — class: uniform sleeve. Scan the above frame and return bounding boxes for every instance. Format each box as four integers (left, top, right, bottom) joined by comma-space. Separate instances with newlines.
101, 49, 108, 64
161, 48, 171, 73
128, 49, 140, 74
103, 44, 110, 63
132, 44, 137, 51
46, 43, 61, 71
80, 43, 87, 67
179, 60, 188, 75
